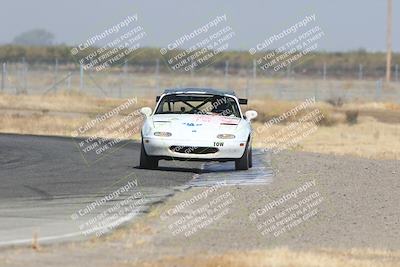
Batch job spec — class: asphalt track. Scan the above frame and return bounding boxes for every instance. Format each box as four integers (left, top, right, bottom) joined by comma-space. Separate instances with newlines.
0, 133, 206, 246
0, 134, 272, 246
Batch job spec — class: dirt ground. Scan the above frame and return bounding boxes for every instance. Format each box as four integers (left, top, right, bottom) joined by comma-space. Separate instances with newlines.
1, 150, 399, 267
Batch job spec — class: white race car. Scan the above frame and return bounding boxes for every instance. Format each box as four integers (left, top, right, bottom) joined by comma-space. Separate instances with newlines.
139, 88, 258, 170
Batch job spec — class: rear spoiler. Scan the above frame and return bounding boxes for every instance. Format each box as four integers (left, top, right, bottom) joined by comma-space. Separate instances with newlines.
239, 98, 248, 105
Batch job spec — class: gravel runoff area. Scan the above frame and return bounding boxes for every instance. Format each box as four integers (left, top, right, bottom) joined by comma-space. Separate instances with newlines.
0, 151, 399, 267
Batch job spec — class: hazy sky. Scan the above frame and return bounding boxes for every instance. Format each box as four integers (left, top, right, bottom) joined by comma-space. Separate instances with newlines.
0, 0, 399, 52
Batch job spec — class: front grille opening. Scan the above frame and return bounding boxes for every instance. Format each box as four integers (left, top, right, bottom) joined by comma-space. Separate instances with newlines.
170, 146, 218, 154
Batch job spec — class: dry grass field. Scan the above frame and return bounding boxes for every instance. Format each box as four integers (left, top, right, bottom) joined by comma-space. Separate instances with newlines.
250, 98, 400, 160
1, 91, 399, 160
126, 248, 400, 267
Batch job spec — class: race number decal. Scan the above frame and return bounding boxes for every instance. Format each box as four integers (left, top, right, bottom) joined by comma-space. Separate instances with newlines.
214, 142, 224, 147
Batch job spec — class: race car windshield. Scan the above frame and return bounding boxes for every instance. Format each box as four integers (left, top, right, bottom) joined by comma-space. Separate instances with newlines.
155, 94, 241, 117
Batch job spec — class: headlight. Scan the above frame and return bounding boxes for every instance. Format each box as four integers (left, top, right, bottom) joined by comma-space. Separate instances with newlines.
217, 134, 235, 139
154, 131, 172, 137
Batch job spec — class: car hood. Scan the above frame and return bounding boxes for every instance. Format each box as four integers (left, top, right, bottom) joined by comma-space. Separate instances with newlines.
149, 114, 245, 140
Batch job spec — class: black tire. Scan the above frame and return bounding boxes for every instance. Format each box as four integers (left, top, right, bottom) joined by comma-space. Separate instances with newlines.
249, 147, 253, 168
140, 141, 158, 169
235, 142, 250, 170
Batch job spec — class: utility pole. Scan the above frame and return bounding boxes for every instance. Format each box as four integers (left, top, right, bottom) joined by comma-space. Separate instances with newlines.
224, 60, 229, 88
253, 59, 256, 91
1, 63, 5, 91
80, 63, 84, 90
122, 59, 128, 98
386, 0, 392, 82
67, 72, 71, 90
22, 57, 27, 93
190, 58, 194, 78
358, 64, 363, 80
54, 58, 59, 91
155, 59, 160, 91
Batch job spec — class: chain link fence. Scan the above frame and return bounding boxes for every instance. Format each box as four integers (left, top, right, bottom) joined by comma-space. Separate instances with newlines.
1, 60, 400, 103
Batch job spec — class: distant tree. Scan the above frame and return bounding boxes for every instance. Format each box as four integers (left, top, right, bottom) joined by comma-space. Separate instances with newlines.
13, 29, 55, 46
356, 47, 368, 54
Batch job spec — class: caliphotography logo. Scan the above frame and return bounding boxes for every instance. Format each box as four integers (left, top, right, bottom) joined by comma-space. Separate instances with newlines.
160, 14, 236, 72
0, 1, 399, 267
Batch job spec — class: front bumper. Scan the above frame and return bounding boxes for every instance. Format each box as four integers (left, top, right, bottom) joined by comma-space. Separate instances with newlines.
142, 137, 246, 160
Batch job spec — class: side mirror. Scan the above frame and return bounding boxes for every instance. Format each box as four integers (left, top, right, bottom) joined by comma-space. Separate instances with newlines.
245, 110, 258, 121
140, 107, 152, 117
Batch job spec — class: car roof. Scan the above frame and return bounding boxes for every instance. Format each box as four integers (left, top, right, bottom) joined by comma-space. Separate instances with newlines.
163, 88, 236, 97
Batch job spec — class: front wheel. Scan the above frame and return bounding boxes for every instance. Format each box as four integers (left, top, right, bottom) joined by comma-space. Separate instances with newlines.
140, 141, 158, 169
235, 143, 250, 170
249, 147, 253, 168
